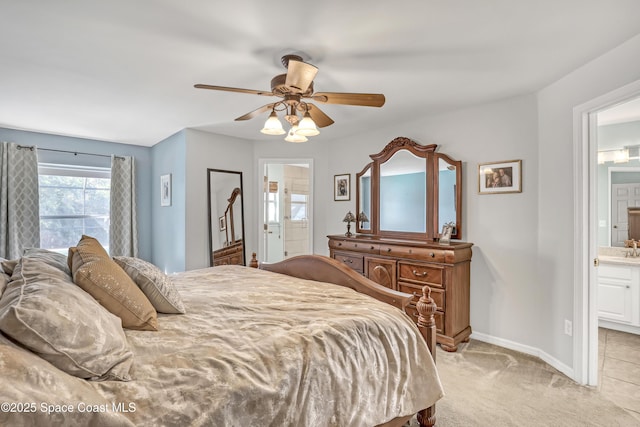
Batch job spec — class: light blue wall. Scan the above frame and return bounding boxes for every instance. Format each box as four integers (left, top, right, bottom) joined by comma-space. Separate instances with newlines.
0, 127, 153, 260
150, 130, 186, 273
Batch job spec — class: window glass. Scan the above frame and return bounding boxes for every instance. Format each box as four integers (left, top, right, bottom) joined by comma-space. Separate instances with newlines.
38, 164, 111, 253
290, 193, 308, 221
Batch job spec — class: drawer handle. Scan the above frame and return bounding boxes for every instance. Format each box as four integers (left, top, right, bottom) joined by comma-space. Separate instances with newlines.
354, 244, 358, 247
338, 242, 342, 246
412, 270, 428, 277
371, 246, 375, 250
429, 252, 435, 258
343, 259, 353, 264
387, 248, 392, 252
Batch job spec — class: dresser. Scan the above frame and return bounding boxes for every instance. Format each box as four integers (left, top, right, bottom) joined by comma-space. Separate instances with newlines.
328, 234, 472, 352
212, 240, 244, 266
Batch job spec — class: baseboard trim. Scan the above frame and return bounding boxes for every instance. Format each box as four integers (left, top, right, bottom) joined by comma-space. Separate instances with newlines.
470, 332, 575, 381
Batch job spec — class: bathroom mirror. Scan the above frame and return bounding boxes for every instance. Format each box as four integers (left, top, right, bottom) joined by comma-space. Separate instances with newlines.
356, 136, 463, 241
207, 169, 246, 266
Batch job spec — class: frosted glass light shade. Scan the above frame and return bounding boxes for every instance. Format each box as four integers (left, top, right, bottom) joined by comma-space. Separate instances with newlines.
261, 111, 285, 135
285, 125, 308, 143
295, 112, 319, 136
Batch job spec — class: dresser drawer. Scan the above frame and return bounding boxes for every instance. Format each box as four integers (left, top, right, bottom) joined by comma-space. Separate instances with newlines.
398, 282, 444, 310
333, 251, 364, 273
329, 239, 380, 253
406, 305, 444, 334
380, 245, 446, 262
398, 262, 444, 286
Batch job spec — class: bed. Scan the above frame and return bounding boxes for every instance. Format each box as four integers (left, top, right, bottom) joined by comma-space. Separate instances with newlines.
0, 240, 443, 427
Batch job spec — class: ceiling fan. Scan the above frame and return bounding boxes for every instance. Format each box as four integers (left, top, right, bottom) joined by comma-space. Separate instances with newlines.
194, 54, 385, 142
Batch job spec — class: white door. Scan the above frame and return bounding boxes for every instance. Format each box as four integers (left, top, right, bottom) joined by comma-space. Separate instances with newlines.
611, 183, 640, 246
259, 159, 314, 264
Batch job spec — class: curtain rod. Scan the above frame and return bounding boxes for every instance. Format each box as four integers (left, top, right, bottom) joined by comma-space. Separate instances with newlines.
17, 145, 125, 160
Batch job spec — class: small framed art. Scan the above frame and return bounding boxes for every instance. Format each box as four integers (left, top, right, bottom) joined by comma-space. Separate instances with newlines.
478, 160, 522, 194
218, 215, 226, 231
160, 174, 172, 206
334, 173, 350, 201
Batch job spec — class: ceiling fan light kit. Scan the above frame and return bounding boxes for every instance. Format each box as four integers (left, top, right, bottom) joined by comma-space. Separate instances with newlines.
195, 53, 385, 143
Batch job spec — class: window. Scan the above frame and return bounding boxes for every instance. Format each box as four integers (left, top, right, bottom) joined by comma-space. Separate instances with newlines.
38, 164, 111, 253
290, 193, 308, 221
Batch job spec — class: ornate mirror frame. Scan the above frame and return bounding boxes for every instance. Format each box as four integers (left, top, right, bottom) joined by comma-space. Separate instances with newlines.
207, 168, 246, 266
355, 136, 462, 241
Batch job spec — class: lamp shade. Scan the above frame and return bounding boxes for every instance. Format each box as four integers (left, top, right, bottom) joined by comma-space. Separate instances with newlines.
295, 112, 320, 136
357, 211, 369, 223
260, 111, 286, 135
285, 125, 308, 143
343, 211, 356, 222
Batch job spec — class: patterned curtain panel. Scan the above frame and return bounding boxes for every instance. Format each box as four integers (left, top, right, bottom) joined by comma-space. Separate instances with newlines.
109, 155, 138, 257
0, 142, 40, 259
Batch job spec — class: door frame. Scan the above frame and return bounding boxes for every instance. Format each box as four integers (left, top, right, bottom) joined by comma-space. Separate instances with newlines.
257, 158, 314, 264
574, 78, 640, 386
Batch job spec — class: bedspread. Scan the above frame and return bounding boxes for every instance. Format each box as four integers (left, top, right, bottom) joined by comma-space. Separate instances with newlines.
1, 265, 443, 427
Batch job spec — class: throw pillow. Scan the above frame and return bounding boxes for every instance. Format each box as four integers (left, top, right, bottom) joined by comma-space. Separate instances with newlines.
0, 257, 134, 381
68, 235, 158, 331
114, 256, 186, 314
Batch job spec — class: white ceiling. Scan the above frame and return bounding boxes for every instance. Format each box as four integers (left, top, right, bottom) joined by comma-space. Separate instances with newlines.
2, 1, 640, 147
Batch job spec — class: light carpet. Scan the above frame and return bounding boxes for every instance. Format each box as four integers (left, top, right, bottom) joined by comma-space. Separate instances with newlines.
409, 340, 640, 426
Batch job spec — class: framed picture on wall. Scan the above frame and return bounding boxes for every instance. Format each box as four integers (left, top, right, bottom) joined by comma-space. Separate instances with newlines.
478, 160, 522, 194
218, 215, 226, 232
334, 173, 350, 201
160, 174, 172, 206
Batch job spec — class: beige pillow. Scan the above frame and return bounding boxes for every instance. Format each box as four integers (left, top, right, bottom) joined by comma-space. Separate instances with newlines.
23, 247, 71, 276
114, 256, 186, 314
0, 334, 135, 426
0, 273, 7, 299
69, 235, 158, 331
0, 257, 134, 381
0, 258, 18, 276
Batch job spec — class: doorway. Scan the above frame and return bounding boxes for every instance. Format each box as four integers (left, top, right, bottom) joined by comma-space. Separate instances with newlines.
258, 159, 313, 264
575, 80, 640, 386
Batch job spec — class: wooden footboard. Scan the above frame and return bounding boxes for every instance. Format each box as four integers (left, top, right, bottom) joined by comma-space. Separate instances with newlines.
258, 254, 438, 427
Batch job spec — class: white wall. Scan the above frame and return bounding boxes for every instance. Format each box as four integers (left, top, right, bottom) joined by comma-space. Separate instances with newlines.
537, 33, 640, 368
184, 129, 254, 270
323, 94, 542, 354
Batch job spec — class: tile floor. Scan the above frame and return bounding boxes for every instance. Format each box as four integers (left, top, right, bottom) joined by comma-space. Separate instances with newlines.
599, 327, 640, 421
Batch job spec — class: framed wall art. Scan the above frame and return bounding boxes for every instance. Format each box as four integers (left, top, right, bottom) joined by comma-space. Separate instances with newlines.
478, 160, 522, 194
334, 173, 350, 201
160, 173, 172, 206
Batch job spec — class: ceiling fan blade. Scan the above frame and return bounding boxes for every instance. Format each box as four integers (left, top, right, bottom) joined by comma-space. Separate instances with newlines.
234, 103, 275, 121
310, 92, 385, 107
305, 103, 334, 128
285, 60, 318, 94
194, 84, 274, 97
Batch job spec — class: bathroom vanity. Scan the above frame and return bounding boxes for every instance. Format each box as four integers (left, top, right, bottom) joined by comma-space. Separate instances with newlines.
598, 249, 640, 335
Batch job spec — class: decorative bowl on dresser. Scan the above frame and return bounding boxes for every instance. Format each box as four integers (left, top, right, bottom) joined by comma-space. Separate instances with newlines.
329, 136, 473, 351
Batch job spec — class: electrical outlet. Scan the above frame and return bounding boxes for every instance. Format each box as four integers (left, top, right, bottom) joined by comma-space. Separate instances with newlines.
564, 319, 573, 336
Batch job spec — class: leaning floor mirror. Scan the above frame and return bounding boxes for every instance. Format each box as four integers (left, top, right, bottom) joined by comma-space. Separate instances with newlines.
207, 169, 246, 266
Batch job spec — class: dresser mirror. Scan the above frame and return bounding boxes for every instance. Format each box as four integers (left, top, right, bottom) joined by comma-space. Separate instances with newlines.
356, 136, 462, 241
208, 169, 246, 266
356, 164, 372, 233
